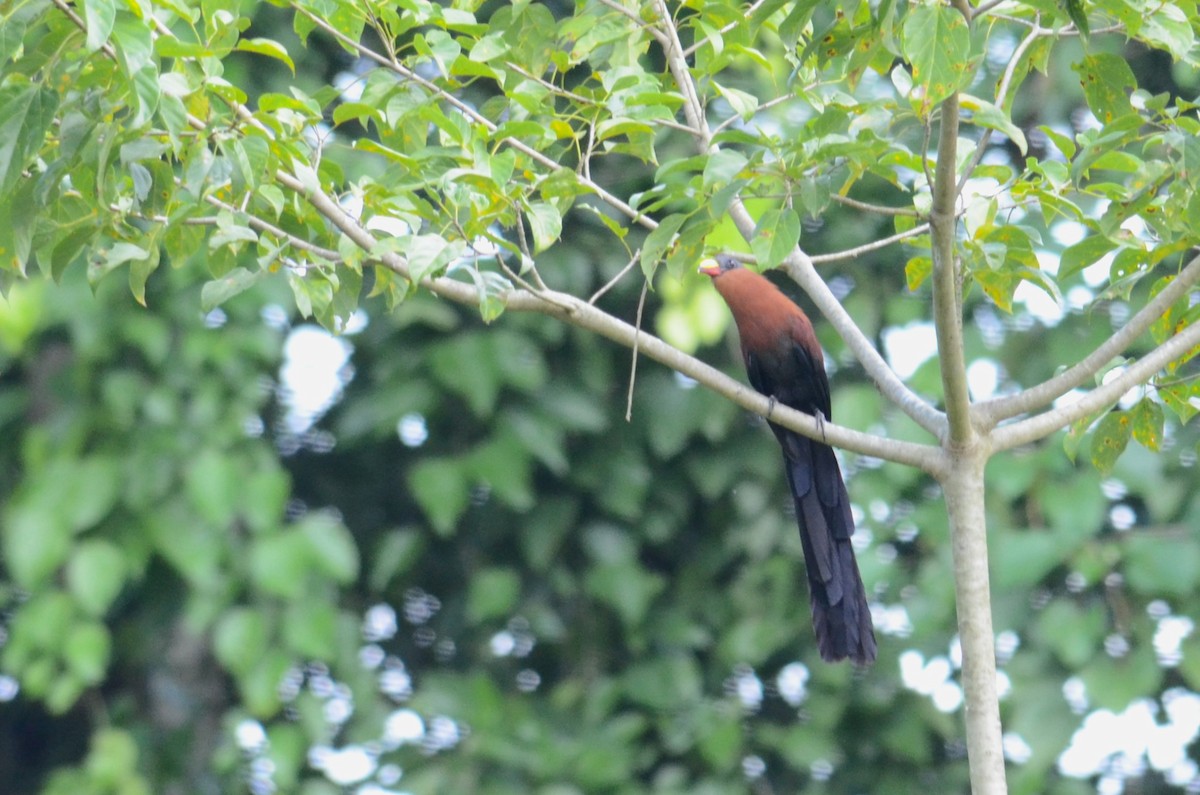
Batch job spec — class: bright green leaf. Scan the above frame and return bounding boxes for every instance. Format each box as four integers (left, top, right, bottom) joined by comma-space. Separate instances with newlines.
214, 607, 271, 677
66, 540, 126, 616
750, 207, 801, 270
62, 621, 111, 685
235, 37, 296, 74
901, 5, 972, 106
640, 214, 686, 280
408, 458, 470, 536
467, 567, 521, 623
81, 0, 116, 52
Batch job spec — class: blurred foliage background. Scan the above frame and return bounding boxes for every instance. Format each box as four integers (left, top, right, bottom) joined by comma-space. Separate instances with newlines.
4, 0, 1200, 794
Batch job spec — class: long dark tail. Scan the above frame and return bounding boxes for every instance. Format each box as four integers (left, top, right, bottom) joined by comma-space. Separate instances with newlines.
778, 429, 876, 664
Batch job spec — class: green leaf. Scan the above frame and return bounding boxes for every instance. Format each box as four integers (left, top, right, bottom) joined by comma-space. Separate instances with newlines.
467, 567, 521, 623
428, 333, 501, 416
1059, 235, 1117, 279
129, 242, 161, 306
408, 458, 470, 536
469, 433, 534, 511
214, 607, 270, 677
235, 37, 296, 74
186, 447, 240, 528
1140, 2, 1193, 59
403, 234, 464, 282
88, 241, 151, 287
901, 5, 971, 106
297, 512, 359, 583
0, 85, 59, 197
1089, 411, 1131, 474
714, 81, 759, 120
2, 505, 70, 588
905, 255, 932, 291
961, 94, 1027, 155
1129, 398, 1164, 451
1033, 600, 1105, 668
201, 267, 264, 311
750, 207, 801, 270
1039, 125, 1076, 159
1125, 534, 1200, 596
368, 529, 426, 592
81, 0, 116, 52
702, 150, 748, 190
1159, 379, 1200, 424
640, 213, 686, 280
624, 655, 701, 710
66, 540, 126, 616
1072, 54, 1137, 124
250, 531, 312, 598
586, 561, 665, 627
62, 621, 111, 684
1064, 0, 1089, 38
241, 651, 291, 718
525, 202, 562, 253
1080, 650, 1161, 712
282, 601, 338, 659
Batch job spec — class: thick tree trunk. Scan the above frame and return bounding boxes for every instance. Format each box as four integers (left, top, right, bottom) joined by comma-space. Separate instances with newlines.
942, 447, 1006, 794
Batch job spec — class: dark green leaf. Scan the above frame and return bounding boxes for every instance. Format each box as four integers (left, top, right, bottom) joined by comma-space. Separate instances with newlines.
66, 541, 126, 617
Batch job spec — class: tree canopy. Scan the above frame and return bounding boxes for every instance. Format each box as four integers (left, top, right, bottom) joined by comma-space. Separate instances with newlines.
3, 0, 1200, 794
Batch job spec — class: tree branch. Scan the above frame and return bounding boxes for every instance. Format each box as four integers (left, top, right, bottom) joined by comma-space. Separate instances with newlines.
828, 193, 923, 217
991, 320, 1200, 452
652, 0, 709, 142
975, 251, 1200, 427
289, 169, 945, 474
930, 92, 974, 445
810, 222, 931, 265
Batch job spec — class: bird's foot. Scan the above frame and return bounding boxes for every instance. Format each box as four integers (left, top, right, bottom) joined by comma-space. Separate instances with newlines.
766, 395, 777, 419
815, 409, 828, 443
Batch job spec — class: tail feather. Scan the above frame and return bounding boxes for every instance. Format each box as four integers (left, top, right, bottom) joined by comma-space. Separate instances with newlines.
782, 431, 877, 665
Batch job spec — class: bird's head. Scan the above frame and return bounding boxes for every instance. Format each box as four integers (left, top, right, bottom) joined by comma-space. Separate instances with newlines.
698, 253, 741, 278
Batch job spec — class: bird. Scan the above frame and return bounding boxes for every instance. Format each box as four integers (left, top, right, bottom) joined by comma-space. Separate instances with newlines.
699, 253, 876, 665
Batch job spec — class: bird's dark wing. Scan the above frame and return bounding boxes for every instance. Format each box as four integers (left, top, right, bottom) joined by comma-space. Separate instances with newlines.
788, 337, 831, 420
743, 349, 770, 397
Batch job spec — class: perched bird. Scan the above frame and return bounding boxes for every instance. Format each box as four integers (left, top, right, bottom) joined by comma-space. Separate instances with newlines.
700, 254, 876, 664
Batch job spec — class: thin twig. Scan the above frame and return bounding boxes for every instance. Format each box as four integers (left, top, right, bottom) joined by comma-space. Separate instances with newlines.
829, 193, 923, 217
682, 0, 771, 58
590, 249, 642, 304
626, 281, 649, 421
810, 222, 931, 264
596, 0, 670, 45
710, 93, 797, 136
956, 17, 1041, 195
